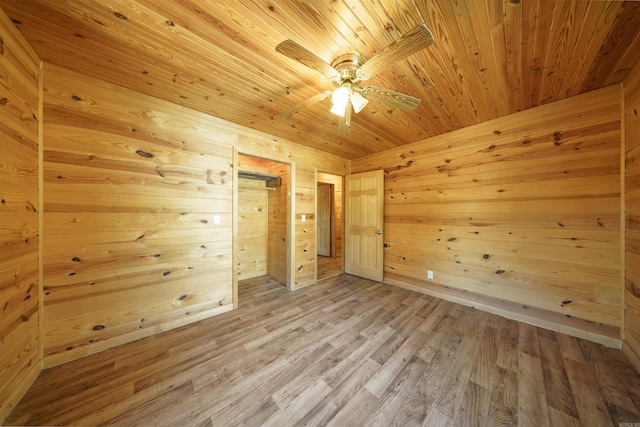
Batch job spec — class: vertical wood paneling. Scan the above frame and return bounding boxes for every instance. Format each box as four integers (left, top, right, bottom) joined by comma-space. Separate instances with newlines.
352, 86, 623, 346
0, 7, 41, 423
40, 63, 349, 367
624, 55, 640, 372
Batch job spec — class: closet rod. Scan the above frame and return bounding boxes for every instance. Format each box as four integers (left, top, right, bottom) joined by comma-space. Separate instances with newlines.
238, 185, 276, 191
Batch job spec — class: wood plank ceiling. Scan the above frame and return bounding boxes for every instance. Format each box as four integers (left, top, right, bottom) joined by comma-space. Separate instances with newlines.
3, 0, 640, 160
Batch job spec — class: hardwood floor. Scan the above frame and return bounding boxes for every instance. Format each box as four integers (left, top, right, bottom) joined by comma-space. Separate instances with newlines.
7, 274, 640, 426
317, 255, 342, 280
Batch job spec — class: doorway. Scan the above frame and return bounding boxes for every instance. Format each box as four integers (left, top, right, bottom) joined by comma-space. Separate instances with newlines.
235, 153, 291, 304
317, 172, 343, 280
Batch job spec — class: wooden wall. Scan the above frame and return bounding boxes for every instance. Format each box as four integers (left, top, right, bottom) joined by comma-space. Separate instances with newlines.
41, 63, 349, 367
237, 155, 269, 280
317, 172, 343, 258
0, 8, 41, 423
625, 56, 640, 372
352, 86, 623, 346
267, 161, 289, 286
294, 165, 317, 288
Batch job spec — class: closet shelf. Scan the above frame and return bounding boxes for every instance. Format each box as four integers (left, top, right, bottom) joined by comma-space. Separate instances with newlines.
238, 170, 281, 188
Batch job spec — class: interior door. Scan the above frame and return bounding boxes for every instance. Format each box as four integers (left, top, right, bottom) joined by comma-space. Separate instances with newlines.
317, 184, 331, 256
344, 170, 384, 282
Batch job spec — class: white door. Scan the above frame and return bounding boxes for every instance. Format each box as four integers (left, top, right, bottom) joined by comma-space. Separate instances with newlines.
317, 184, 331, 257
344, 170, 384, 282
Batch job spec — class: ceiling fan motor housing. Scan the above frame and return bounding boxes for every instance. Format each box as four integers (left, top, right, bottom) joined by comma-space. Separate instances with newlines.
331, 53, 366, 84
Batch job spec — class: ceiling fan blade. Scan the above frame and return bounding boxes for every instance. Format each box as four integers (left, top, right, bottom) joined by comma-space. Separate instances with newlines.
279, 91, 332, 119
361, 86, 421, 111
357, 23, 434, 81
276, 40, 340, 81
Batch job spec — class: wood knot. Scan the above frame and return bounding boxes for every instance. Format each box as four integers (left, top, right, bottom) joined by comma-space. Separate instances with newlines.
495, 269, 505, 274
448, 237, 456, 242
493, 130, 501, 135
561, 299, 572, 306
179, 294, 188, 301
483, 254, 490, 259
166, 20, 175, 26
92, 324, 105, 331
71, 257, 81, 262
136, 149, 154, 158
162, 271, 171, 276
114, 12, 127, 19
71, 95, 82, 101
0, 98, 8, 105
631, 281, 640, 298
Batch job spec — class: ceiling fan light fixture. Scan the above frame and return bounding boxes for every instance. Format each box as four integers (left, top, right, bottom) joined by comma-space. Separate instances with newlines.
330, 102, 346, 117
330, 86, 350, 116
332, 86, 349, 105
350, 92, 368, 113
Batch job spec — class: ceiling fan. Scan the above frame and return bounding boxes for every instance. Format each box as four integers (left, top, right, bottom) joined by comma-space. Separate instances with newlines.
276, 23, 434, 135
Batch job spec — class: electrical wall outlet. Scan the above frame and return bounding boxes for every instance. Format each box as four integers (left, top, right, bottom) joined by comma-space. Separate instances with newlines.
427, 270, 434, 280
301, 214, 306, 222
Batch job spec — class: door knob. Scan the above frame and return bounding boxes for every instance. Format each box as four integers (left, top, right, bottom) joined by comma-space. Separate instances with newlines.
376, 230, 383, 235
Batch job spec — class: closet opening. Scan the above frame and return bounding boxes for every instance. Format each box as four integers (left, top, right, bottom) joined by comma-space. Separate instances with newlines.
235, 153, 291, 303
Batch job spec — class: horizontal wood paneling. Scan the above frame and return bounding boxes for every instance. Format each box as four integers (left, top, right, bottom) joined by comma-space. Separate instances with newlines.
624, 55, 640, 372
40, 63, 349, 367
0, 7, 41, 424
293, 165, 316, 289
352, 86, 623, 346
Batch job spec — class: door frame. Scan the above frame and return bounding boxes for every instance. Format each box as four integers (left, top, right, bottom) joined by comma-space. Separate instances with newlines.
316, 182, 334, 257
233, 149, 294, 307
315, 170, 345, 280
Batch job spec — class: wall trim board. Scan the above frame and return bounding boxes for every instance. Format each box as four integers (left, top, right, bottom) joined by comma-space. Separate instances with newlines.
623, 47, 640, 374
620, 83, 626, 344
232, 148, 239, 309
38, 59, 44, 365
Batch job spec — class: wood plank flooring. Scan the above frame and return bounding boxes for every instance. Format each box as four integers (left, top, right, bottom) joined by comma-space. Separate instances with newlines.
7, 274, 640, 426
317, 255, 342, 280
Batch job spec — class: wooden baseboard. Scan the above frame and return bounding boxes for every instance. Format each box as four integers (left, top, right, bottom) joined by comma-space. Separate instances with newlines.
385, 272, 621, 348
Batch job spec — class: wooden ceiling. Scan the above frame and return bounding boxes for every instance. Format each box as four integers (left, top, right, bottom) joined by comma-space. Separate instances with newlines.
4, 0, 640, 160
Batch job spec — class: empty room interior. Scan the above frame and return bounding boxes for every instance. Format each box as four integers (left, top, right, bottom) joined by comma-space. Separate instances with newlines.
2, 0, 640, 425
